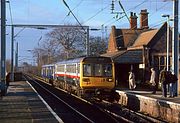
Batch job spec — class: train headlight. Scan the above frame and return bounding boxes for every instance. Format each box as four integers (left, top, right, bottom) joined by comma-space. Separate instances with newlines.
106, 78, 113, 82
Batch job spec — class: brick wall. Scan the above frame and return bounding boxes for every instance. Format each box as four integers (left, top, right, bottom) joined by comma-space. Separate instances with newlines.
116, 90, 180, 122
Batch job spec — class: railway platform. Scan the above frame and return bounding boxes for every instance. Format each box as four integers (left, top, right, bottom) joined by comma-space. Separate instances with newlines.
116, 88, 180, 123
0, 80, 62, 123
1, 79, 179, 122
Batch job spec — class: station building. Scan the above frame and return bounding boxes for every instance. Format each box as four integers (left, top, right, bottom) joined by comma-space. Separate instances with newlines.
102, 9, 179, 90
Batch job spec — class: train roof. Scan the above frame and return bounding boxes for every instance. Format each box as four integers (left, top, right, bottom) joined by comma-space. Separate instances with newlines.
42, 56, 112, 67
56, 56, 112, 64
41, 57, 85, 67
56, 57, 85, 64
42, 64, 55, 67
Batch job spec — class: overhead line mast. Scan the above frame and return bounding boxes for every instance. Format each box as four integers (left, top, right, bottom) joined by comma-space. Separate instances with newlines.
171, 0, 179, 95
1, 0, 7, 96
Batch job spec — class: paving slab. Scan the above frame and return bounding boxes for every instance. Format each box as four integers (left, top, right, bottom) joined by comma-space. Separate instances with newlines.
0, 81, 61, 123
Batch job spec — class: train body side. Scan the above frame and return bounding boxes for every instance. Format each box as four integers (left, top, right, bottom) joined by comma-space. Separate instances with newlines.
54, 58, 82, 87
41, 56, 116, 97
41, 64, 55, 79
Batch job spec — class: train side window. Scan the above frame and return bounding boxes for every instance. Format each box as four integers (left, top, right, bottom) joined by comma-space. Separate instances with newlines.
57, 65, 64, 72
83, 64, 91, 76
77, 64, 80, 73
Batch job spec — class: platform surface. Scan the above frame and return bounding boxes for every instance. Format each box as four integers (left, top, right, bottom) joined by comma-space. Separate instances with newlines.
0, 81, 60, 123
116, 88, 180, 104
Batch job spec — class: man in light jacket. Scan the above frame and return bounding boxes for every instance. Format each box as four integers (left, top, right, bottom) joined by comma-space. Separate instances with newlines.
150, 67, 158, 94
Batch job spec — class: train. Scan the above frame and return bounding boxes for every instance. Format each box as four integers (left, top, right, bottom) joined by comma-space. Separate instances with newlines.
41, 56, 119, 101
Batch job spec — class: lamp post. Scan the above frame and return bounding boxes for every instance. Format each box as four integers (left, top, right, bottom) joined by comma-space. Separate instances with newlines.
162, 14, 170, 71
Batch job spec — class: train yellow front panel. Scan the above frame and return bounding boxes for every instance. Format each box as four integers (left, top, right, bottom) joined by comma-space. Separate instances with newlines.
80, 77, 115, 89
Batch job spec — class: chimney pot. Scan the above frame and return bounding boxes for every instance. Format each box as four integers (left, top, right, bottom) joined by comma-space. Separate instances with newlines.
130, 12, 133, 16
130, 12, 138, 29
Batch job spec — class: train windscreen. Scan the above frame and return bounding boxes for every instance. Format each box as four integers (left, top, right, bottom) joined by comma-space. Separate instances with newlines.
83, 63, 112, 77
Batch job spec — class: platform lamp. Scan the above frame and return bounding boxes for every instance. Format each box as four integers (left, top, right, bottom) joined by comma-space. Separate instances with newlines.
162, 14, 170, 71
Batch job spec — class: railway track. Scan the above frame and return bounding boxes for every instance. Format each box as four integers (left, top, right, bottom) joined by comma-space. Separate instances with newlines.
24, 74, 130, 123
24, 74, 166, 123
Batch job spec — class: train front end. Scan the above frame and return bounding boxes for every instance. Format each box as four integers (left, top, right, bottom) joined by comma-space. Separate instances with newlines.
80, 57, 115, 93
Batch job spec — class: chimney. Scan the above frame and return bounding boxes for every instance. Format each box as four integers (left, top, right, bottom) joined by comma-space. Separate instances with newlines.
130, 12, 138, 29
140, 9, 149, 29
107, 26, 118, 52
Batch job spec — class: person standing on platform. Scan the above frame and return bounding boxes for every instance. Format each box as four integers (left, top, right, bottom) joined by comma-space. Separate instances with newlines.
129, 71, 136, 90
149, 67, 158, 94
159, 67, 167, 97
169, 72, 178, 98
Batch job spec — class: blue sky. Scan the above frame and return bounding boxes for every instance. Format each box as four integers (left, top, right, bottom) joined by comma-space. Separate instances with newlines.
5, 0, 177, 64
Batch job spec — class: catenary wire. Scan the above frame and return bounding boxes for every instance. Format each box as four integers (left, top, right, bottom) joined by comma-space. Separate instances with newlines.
102, 0, 149, 27
61, 0, 84, 24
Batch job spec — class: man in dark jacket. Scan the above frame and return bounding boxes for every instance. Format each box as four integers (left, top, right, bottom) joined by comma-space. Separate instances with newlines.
159, 68, 167, 97
169, 72, 178, 97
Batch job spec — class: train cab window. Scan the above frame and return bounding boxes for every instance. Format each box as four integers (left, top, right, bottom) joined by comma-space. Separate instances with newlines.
83, 64, 92, 76
94, 64, 101, 76
103, 64, 112, 77
83, 63, 112, 77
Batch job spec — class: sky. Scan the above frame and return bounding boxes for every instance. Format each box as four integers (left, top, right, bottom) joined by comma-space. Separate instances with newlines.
3, 0, 178, 65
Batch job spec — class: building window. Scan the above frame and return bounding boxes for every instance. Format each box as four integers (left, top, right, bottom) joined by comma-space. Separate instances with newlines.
153, 55, 166, 72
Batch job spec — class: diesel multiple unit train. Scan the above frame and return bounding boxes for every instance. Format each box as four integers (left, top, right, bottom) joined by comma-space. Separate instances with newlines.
41, 56, 118, 100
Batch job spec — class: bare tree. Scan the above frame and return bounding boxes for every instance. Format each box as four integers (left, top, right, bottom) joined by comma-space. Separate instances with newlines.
89, 36, 107, 56
32, 26, 108, 70
46, 27, 85, 59
32, 37, 62, 65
